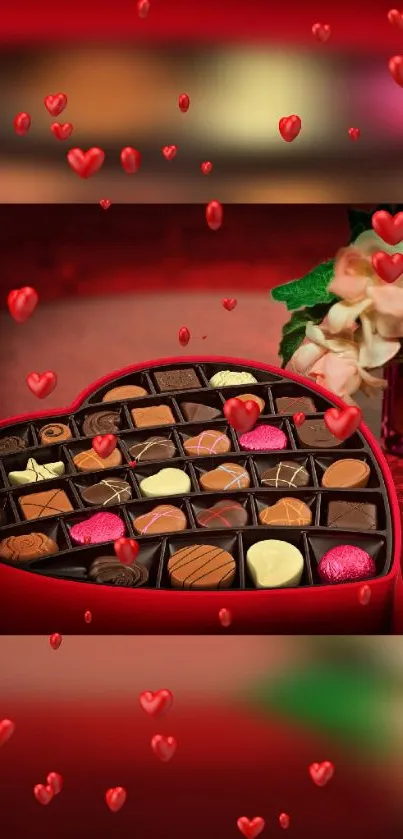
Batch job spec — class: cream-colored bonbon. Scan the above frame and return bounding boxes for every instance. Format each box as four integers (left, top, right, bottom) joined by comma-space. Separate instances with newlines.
246, 539, 304, 588
209, 370, 258, 387
140, 467, 191, 498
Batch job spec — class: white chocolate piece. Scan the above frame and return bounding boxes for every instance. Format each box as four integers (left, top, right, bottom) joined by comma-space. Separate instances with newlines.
140, 467, 191, 498
209, 370, 258, 388
8, 457, 65, 487
246, 539, 304, 588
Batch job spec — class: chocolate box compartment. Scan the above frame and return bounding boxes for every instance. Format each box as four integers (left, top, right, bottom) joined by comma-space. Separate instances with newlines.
236, 417, 296, 452
152, 364, 208, 392
34, 415, 79, 446
119, 428, 181, 463
314, 454, 380, 489
307, 532, 388, 583
125, 395, 182, 428
29, 539, 163, 587
176, 391, 224, 422
191, 493, 256, 529
319, 491, 388, 532
254, 491, 320, 527
126, 498, 192, 535
178, 421, 239, 457
159, 531, 244, 589
85, 370, 155, 406
293, 421, 365, 451
192, 455, 255, 491
2, 444, 73, 489
203, 362, 278, 386
0, 516, 71, 564
270, 382, 333, 414
0, 422, 37, 456
0, 493, 19, 527
216, 385, 274, 416
12, 479, 81, 522
73, 404, 130, 437
251, 453, 317, 488
72, 468, 137, 508
133, 459, 198, 497
240, 527, 313, 588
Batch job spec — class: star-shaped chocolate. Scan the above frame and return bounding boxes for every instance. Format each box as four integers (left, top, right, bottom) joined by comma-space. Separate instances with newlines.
8, 457, 65, 487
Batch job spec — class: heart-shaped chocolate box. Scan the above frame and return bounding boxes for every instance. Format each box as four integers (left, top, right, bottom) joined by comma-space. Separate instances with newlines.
0, 356, 400, 633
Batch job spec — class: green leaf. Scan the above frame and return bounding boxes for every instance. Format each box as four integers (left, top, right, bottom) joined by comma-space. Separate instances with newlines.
278, 303, 331, 368
271, 260, 337, 312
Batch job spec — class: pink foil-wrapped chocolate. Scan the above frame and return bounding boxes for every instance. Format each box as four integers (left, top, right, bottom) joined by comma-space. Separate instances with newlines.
70, 512, 125, 545
239, 424, 288, 451
318, 544, 376, 584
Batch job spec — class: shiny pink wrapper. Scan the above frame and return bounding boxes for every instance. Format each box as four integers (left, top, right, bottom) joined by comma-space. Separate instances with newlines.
318, 544, 376, 584
239, 424, 288, 451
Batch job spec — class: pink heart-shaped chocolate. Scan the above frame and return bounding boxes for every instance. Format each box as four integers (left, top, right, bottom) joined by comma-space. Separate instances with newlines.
70, 512, 125, 546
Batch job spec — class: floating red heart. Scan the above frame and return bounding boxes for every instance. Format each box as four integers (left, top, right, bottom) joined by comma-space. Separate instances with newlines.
84, 609, 92, 623
0, 719, 15, 747
372, 209, 403, 245
222, 298, 237, 311
67, 147, 105, 178
49, 633, 62, 650
34, 784, 54, 805
179, 326, 190, 346
162, 145, 177, 160
139, 689, 173, 716
218, 607, 232, 627
348, 127, 361, 141
312, 23, 331, 42
237, 817, 265, 839
26, 371, 57, 399
293, 411, 306, 427
279, 814, 290, 830
223, 398, 260, 434
120, 147, 141, 174
388, 55, 403, 86
47, 772, 63, 795
151, 734, 177, 762
388, 8, 403, 28
178, 93, 190, 112
105, 786, 127, 812
51, 122, 73, 140
201, 161, 213, 175
309, 761, 334, 787
100, 199, 112, 210
8, 286, 38, 323
206, 200, 223, 231
14, 112, 31, 136
44, 93, 67, 116
279, 115, 301, 142
372, 251, 403, 283
92, 434, 117, 458
137, 0, 150, 18
324, 406, 362, 440
358, 584, 371, 606
114, 537, 139, 565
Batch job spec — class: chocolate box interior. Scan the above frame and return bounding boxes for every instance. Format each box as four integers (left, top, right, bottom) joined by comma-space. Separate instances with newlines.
0, 361, 393, 591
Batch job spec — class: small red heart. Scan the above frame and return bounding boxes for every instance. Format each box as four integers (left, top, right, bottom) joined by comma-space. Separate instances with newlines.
92, 434, 117, 458
34, 784, 54, 805
389, 55, 403, 87
51, 122, 73, 140
324, 406, 362, 440
312, 23, 331, 42
358, 584, 372, 606
237, 817, 265, 839
0, 719, 15, 747
114, 537, 139, 566
372, 209, 403, 245
13, 112, 31, 136
372, 251, 403, 283
84, 609, 92, 623
293, 411, 306, 427
309, 761, 334, 787
206, 200, 223, 231
8, 286, 38, 323
137, 0, 150, 18
178, 93, 190, 112
100, 199, 112, 210
105, 787, 127, 812
222, 298, 237, 311
162, 145, 177, 160
279, 814, 290, 830
83, 536, 92, 545
218, 607, 232, 627
67, 147, 105, 178
26, 371, 57, 399
348, 127, 361, 141
223, 398, 260, 434
47, 772, 63, 795
44, 93, 67, 116
279, 115, 301, 142
201, 161, 213, 175
139, 689, 173, 716
120, 147, 141, 174
388, 8, 403, 28
49, 633, 62, 650
151, 734, 177, 762
129, 460, 137, 468
179, 326, 190, 346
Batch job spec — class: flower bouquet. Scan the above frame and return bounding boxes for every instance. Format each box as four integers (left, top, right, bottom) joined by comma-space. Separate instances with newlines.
272, 205, 403, 454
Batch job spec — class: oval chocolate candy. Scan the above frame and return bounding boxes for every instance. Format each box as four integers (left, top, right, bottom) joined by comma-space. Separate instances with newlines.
321, 458, 370, 489
80, 478, 132, 507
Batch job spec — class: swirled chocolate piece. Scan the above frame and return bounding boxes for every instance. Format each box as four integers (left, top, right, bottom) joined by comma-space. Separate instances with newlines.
0, 532, 58, 562
132, 504, 187, 535
168, 544, 236, 589
89, 556, 149, 587
82, 410, 120, 437
260, 460, 310, 488
39, 422, 72, 445
102, 384, 148, 402
0, 434, 27, 455
183, 430, 232, 457
80, 478, 132, 507
129, 436, 176, 462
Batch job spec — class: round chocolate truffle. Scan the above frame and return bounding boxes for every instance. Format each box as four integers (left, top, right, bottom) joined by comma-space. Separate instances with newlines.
0, 532, 58, 562
39, 422, 72, 445
82, 410, 121, 437
89, 556, 148, 587
168, 544, 236, 589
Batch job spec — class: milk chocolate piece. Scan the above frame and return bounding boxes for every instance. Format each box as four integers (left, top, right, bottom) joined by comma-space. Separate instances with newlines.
260, 460, 310, 488
327, 501, 377, 530
39, 423, 72, 445
129, 436, 176, 462
132, 504, 187, 535
183, 430, 231, 457
102, 384, 148, 402
236, 393, 265, 413
321, 459, 370, 489
0, 532, 58, 562
73, 447, 122, 472
155, 368, 201, 391
168, 544, 236, 589
296, 419, 342, 449
258, 497, 312, 527
200, 462, 250, 491
275, 396, 316, 414
89, 556, 148, 587
82, 410, 120, 437
80, 478, 132, 507
0, 435, 27, 455
19, 488, 73, 520
131, 405, 175, 428
196, 499, 248, 529
180, 402, 222, 422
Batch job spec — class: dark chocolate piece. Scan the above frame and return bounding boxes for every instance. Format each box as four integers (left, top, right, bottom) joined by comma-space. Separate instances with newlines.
275, 396, 316, 414
80, 478, 132, 507
296, 418, 343, 449
82, 410, 120, 437
168, 544, 236, 589
327, 501, 377, 530
19, 488, 73, 520
155, 368, 201, 391
196, 499, 248, 529
89, 556, 148, 587
128, 436, 176, 462
180, 402, 222, 422
0, 533, 58, 562
0, 435, 27, 455
39, 423, 72, 445
260, 460, 310, 488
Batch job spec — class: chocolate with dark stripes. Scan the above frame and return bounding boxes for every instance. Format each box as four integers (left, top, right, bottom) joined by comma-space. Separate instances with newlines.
89, 556, 149, 587
260, 460, 310, 488
275, 396, 316, 414
168, 544, 236, 589
129, 436, 176, 462
196, 499, 248, 529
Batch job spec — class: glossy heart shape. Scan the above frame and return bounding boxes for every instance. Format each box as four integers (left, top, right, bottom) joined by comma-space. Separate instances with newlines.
206, 200, 223, 231
105, 786, 127, 812
312, 23, 331, 42
388, 8, 403, 28
67, 147, 105, 179
44, 93, 67, 116
137, 0, 150, 18
348, 127, 361, 141
47, 772, 63, 795
279, 814, 290, 829
372, 209, 403, 245
34, 784, 54, 805
388, 55, 403, 86
139, 689, 173, 716
0, 719, 15, 747
324, 406, 362, 440
218, 607, 232, 627
293, 411, 306, 427
92, 434, 117, 458
51, 122, 73, 140
100, 199, 112, 209
309, 760, 334, 787
84, 609, 92, 623
201, 161, 213, 174
26, 371, 57, 399
7, 286, 38, 323
178, 93, 190, 112
222, 297, 237, 311
49, 633, 62, 650
162, 145, 177, 160
237, 817, 265, 839
114, 537, 140, 565
14, 112, 31, 136
372, 251, 403, 283
120, 147, 141, 174
358, 584, 372, 605
151, 734, 177, 762
179, 326, 190, 346
279, 115, 301, 142
223, 398, 260, 434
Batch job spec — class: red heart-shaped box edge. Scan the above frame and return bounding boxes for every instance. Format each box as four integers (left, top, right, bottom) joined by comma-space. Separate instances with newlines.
0, 356, 401, 634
